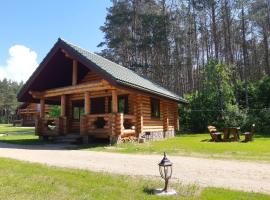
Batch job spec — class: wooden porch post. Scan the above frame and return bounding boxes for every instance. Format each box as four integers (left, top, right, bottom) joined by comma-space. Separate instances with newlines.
110, 89, 120, 144
72, 60, 78, 85
135, 94, 143, 137
163, 101, 169, 132
112, 89, 118, 113
173, 103, 180, 131
61, 95, 66, 117
84, 91, 90, 114
40, 98, 45, 118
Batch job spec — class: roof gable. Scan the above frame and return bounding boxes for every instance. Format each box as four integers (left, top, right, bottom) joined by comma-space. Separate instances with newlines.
18, 38, 187, 103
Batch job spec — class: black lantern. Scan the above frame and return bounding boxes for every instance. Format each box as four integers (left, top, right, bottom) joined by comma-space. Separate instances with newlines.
158, 152, 173, 192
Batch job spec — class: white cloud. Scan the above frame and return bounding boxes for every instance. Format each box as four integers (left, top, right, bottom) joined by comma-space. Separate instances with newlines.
0, 45, 38, 82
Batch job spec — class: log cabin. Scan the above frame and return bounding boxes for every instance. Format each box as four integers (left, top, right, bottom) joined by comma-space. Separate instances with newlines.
17, 38, 187, 143
16, 103, 51, 126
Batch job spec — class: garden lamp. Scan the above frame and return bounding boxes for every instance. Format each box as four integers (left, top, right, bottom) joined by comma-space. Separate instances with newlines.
158, 152, 173, 192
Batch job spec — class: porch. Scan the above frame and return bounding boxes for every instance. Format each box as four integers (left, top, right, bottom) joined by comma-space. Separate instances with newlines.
31, 79, 139, 144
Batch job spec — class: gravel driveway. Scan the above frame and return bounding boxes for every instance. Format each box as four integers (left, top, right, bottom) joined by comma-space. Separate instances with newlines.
0, 142, 269, 195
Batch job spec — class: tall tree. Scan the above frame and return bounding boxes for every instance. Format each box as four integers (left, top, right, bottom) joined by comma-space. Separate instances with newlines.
0, 79, 23, 123
99, 0, 270, 98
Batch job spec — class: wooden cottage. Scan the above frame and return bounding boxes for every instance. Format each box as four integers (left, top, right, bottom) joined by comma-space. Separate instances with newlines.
17, 38, 187, 143
16, 103, 51, 126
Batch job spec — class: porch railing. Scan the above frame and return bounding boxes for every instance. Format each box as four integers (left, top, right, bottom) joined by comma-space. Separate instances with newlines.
36, 113, 137, 142
35, 117, 59, 136
80, 113, 136, 139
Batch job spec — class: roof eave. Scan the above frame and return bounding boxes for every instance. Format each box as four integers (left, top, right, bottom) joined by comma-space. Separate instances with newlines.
17, 38, 189, 105
116, 79, 188, 104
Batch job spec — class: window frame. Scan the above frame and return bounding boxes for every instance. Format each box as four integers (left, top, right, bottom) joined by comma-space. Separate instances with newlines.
118, 95, 129, 114
150, 97, 160, 119
72, 106, 84, 120
108, 95, 129, 114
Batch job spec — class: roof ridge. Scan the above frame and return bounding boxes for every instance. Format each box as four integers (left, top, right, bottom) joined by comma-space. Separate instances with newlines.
59, 38, 129, 70
18, 38, 187, 103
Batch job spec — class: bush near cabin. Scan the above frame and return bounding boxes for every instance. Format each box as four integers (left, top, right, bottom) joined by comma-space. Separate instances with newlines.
180, 60, 270, 134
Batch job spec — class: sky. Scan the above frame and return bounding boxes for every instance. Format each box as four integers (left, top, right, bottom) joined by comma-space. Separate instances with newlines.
0, 0, 112, 82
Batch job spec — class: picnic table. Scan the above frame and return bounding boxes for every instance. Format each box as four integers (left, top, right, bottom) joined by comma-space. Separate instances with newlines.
223, 127, 240, 141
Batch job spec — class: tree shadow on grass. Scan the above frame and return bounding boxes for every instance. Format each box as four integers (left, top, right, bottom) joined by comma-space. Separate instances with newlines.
200, 139, 212, 142
143, 187, 156, 195
0, 138, 50, 145
0, 139, 76, 150
0, 136, 113, 151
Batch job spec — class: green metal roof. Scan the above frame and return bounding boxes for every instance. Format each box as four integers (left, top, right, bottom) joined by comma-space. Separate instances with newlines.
60, 39, 187, 103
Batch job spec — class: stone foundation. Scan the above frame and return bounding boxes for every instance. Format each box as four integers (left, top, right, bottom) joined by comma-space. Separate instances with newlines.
140, 130, 175, 141
164, 130, 175, 138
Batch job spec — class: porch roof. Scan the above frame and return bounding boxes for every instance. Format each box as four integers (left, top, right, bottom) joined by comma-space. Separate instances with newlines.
18, 38, 187, 104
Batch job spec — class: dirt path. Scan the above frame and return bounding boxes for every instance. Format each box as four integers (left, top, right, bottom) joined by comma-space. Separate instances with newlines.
0, 142, 269, 195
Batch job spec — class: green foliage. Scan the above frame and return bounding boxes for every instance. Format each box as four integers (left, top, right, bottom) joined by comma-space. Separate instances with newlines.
255, 76, 270, 108
235, 80, 257, 108
222, 105, 247, 127
180, 60, 245, 132
181, 64, 270, 134
246, 109, 270, 133
201, 59, 236, 109
0, 79, 23, 123
235, 76, 270, 133
48, 105, 60, 118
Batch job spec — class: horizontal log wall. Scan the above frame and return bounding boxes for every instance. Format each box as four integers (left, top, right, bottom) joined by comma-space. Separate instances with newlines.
79, 71, 103, 83
141, 95, 164, 132
167, 101, 176, 131
135, 94, 178, 136
19, 104, 51, 115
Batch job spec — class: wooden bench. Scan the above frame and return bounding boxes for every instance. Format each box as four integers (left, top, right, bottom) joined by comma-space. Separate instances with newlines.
243, 124, 255, 142
207, 125, 222, 142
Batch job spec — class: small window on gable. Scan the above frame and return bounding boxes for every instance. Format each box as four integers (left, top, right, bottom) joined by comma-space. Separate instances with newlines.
151, 98, 160, 118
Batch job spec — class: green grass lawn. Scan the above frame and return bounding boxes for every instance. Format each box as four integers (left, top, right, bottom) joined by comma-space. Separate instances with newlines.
0, 124, 34, 134
0, 124, 43, 145
0, 158, 269, 200
82, 134, 270, 162
1, 124, 270, 161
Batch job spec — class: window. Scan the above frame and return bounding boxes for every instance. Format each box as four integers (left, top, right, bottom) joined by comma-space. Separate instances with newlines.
26, 114, 34, 120
72, 100, 84, 120
118, 95, 128, 114
151, 98, 160, 118
91, 97, 105, 114
73, 107, 84, 120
